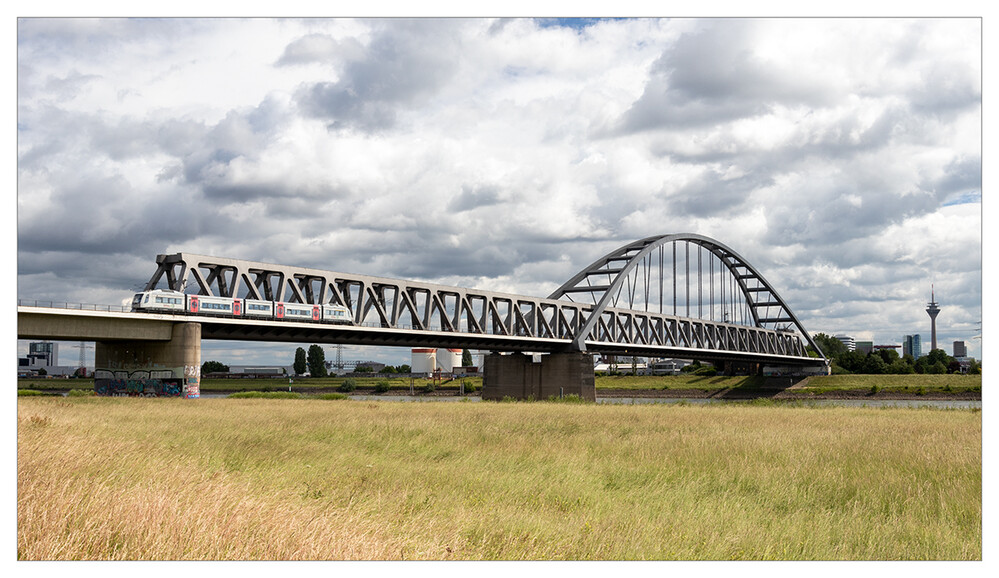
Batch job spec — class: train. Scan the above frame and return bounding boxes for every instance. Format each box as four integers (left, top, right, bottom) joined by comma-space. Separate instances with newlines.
130, 289, 352, 324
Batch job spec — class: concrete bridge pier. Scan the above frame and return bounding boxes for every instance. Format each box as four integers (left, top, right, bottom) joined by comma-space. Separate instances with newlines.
481, 351, 596, 401
94, 322, 202, 398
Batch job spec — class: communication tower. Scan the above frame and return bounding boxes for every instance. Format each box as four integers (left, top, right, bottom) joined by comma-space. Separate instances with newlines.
925, 285, 941, 352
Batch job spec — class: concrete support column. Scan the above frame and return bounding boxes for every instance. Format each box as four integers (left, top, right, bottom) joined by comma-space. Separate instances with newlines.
94, 322, 201, 398
482, 352, 595, 401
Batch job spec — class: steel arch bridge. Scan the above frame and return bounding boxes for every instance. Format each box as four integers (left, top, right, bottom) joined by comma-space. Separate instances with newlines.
140, 233, 825, 366
549, 233, 824, 358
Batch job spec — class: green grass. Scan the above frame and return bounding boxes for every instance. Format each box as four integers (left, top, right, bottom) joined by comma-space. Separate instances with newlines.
200, 376, 481, 392
18, 397, 981, 560
595, 374, 769, 390
804, 374, 981, 391
20, 373, 979, 396
227, 391, 302, 399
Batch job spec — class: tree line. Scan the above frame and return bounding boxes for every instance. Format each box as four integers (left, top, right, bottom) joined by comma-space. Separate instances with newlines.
809, 333, 979, 375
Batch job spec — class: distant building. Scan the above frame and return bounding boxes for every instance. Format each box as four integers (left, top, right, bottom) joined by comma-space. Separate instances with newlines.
18, 342, 70, 375
873, 345, 901, 351
903, 334, 923, 359
354, 360, 386, 373
834, 335, 856, 352
21, 341, 58, 367
229, 366, 291, 376
645, 359, 691, 375
855, 341, 873, 355
953, 341, 967, 358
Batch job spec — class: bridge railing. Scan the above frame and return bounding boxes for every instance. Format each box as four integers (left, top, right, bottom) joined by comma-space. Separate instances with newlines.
17, 299, 132, 313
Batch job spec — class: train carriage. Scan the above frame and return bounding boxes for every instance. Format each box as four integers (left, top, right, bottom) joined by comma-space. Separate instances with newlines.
280, 303, 318, 321
131, 289, 186, 312
132, 289, 350, 325
322, 304, 351, 324
188, 295, 241, 316
243, 299, 274, 318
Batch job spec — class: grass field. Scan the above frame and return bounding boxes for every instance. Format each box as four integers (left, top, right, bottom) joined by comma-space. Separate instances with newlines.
17, 396, 981, 560
17, 372, 982, 395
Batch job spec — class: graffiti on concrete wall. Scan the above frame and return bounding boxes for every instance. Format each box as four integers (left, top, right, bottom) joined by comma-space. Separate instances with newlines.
94, 368, 184, 397
95, 377, 183, 397
183, 365, 201, 398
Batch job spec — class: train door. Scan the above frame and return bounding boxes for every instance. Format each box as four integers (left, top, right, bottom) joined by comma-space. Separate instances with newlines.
312, 305, 320, 321
189, 296, 199, 313
275, 303, 284, 319
233, 299, 242, 316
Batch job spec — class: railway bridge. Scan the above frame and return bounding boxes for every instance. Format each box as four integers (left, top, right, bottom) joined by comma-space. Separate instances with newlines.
17, 233, 827, 399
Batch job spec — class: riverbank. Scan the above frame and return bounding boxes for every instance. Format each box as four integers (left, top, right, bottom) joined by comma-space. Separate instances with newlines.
18, 373, 982, 400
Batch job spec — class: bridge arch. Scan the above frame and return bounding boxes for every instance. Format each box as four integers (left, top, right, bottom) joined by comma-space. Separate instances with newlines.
549, 233, 825, 359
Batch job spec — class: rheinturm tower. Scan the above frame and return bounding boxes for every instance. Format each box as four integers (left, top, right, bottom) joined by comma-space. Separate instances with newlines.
926, 285, 941, 352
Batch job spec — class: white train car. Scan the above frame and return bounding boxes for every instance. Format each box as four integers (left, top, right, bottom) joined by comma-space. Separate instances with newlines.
188, 295, 241, 316
322, 304, 351, 324
131, 289, 187, 312
131, 289, 353, 325
278, 303, 320, 321
243, 299, 274, 318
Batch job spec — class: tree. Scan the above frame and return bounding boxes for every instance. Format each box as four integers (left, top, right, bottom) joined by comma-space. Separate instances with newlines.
916, 349, 956, 374
862, 353, 887, 375
307, 344, 327, 378
398, 364, 411, 374
888, 360, 914, 374
202, 360, 230, 375
837, 351, 866, 373
927, 361, 947, 375
462, 349, 473, 367
294, 347, 307, 375
877, 348, 900, 365
810, 333, 848, 360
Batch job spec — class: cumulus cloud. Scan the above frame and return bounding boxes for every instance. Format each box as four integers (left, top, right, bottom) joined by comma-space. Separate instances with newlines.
16, 17, 982, 363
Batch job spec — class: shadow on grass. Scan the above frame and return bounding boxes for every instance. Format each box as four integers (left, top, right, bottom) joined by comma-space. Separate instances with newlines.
700, 375, 812, 399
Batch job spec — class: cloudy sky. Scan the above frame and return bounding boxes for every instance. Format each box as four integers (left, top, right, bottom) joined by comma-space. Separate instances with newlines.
14, 16, 983, 366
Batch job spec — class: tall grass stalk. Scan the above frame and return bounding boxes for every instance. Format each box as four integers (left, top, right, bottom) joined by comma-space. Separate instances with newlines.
18, 398, 980, 560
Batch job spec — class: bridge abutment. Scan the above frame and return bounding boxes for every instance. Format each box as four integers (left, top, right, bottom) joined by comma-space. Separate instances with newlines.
94, 322, 202, 398
481, 352, 596, 401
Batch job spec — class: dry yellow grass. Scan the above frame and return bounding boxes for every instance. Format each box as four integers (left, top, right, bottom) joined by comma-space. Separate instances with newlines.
17, 397, 981, 560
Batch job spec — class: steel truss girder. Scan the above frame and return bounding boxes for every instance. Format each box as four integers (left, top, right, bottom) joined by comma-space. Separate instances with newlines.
547, 233, 825, 360
141, 248, 816, 363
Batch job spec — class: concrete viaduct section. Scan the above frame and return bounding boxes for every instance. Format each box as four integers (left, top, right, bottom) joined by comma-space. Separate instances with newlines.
481, 352, 596, 401
17, 308, 202, 398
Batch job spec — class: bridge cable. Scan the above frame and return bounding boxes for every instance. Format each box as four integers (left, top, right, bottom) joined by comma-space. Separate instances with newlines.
697, 245, 704, 319
685, 241, 690, 318
672, 241, 677, 316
